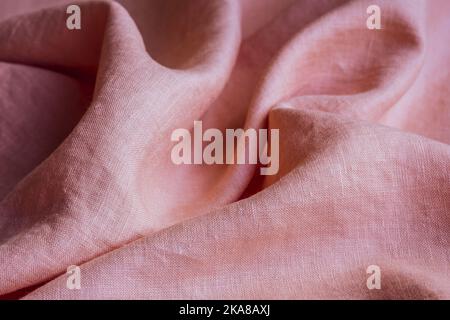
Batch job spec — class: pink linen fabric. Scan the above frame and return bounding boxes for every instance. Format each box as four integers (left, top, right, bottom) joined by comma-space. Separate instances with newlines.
0, 0, 449, 299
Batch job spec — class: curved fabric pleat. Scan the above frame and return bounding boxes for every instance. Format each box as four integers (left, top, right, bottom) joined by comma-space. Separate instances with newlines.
0, 0, 449, 299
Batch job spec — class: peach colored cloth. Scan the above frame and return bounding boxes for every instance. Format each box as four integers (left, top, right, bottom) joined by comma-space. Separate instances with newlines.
0, 0, 449, 299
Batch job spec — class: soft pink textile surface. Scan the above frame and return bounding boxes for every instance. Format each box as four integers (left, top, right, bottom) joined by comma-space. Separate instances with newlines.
0, 0, 449, 299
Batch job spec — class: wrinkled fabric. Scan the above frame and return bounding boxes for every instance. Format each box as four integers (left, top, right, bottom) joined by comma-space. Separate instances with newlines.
0, 0, 449, 299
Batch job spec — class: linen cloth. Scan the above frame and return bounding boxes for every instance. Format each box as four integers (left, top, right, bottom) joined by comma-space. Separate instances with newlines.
0, 0, 449, 299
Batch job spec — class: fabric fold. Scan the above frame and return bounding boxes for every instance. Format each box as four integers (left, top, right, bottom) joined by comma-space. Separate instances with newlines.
0, 0, 449, 299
